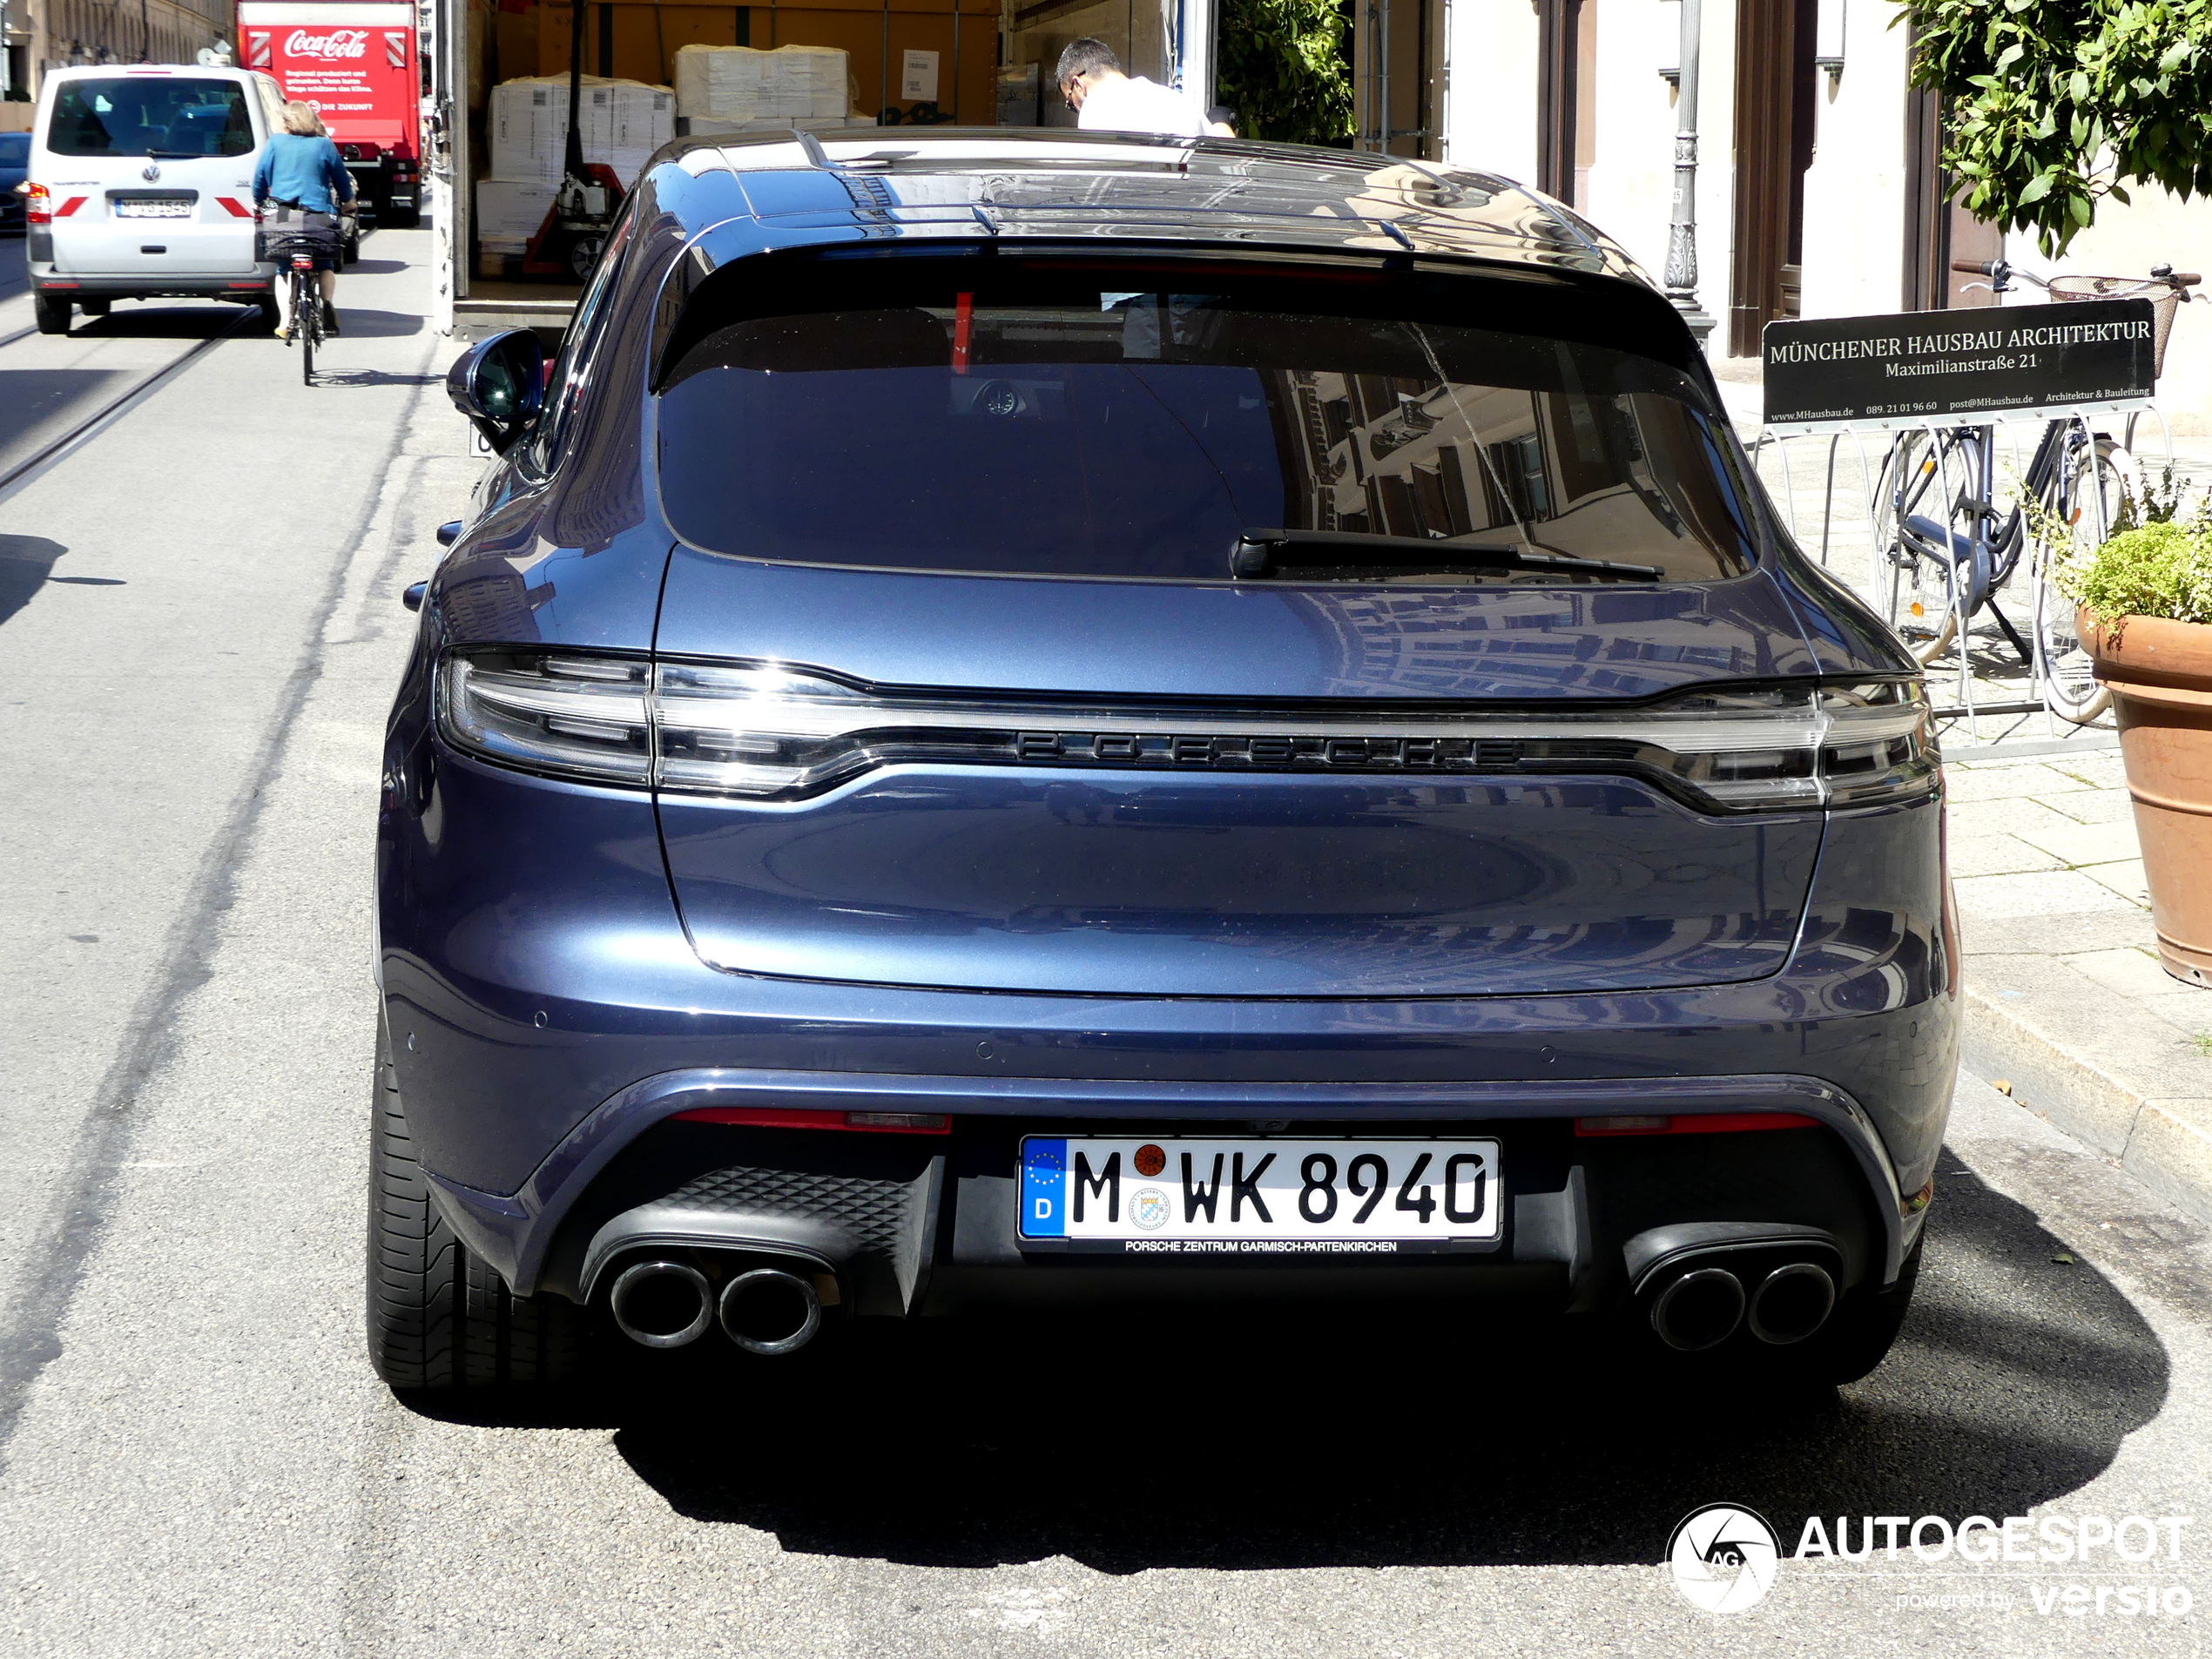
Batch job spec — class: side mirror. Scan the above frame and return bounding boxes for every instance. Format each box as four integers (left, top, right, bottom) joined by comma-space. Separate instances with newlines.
446, 328, 544, 455
402, 581, 427, 612
435, 520, 463, 547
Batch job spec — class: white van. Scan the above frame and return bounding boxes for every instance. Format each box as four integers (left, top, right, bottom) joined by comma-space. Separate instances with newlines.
24, 64, 291, 335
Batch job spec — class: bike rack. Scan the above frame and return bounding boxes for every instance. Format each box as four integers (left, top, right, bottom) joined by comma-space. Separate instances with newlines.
1747, 404, 2155, 746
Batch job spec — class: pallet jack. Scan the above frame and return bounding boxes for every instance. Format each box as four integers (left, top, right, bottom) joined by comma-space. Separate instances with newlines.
521, 0, 626, 281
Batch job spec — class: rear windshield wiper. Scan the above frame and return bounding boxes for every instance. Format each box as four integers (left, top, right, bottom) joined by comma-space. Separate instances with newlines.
1231, 529, 1664, 582
144, 149, 203, 159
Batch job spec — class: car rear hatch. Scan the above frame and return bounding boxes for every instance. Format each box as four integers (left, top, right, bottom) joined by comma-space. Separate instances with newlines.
452, 253, 1932, 999
41, 73, 260, 276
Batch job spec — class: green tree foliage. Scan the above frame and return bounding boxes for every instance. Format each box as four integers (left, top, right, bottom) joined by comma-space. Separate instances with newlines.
1218, 0, 1354, 145
1898, 0, 2212, 253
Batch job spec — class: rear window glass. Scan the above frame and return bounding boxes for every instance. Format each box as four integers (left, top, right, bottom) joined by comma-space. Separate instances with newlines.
46, 78, 254, 158
656, 261, 1758, 584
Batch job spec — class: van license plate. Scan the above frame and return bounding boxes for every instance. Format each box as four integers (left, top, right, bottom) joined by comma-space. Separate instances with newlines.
1018, 1136, 1501, 1251
116, 199, 192, 218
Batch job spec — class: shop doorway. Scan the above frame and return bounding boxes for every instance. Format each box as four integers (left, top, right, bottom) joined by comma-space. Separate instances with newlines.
1902, 78, 2002, 311
1728, 0, 1818, 357
1536, 0, 1597, 205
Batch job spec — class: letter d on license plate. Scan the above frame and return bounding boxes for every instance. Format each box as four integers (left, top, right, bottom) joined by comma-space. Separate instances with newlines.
1018, 1136, 1501, 1253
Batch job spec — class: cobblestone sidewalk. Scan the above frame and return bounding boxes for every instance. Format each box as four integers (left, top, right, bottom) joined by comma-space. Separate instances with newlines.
1949, 715, 2212, 1222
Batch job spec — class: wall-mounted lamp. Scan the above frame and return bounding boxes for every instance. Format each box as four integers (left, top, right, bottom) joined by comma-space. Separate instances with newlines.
1658, 0, 1681, 91
1815, 0, 1846, 84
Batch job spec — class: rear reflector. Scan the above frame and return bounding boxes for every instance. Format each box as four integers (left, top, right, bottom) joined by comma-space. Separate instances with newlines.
54, 197, 87, 219
215, 198, 251, 218
671, 1107, 951, 1135
1575, 1112, 1821, 1136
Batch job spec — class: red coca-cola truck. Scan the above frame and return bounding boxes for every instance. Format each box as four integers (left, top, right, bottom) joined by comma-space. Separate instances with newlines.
237, 1, 423, 226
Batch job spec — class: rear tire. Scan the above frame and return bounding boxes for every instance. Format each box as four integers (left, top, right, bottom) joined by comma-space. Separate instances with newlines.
32, 292, 70, 334
78, 298, 111, 318
253, 296, 280, 334
367, 1021, 587, 1390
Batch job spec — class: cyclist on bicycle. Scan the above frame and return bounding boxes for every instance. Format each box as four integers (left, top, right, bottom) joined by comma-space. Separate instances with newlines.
252, 101, 354, 341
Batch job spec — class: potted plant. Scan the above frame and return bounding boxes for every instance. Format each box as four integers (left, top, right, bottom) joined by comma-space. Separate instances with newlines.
2058, 519, 2212, 987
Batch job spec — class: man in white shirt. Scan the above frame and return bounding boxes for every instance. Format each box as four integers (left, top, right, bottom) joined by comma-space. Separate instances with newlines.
1055, 39, 1234, 138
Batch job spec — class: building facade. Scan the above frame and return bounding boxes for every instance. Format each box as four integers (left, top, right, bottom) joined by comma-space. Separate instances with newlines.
1441, 0, 2212, 429
8, 0, 232, 97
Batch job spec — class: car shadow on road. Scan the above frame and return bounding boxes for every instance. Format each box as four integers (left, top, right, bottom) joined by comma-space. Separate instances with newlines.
406, 1145, 2171, 1570
0, 535, 70, 628
63, 307, 254, 339
324, 309, 425, 339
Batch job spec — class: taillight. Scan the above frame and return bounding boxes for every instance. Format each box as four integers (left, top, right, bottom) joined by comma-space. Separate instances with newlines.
1575, 1113, 1822, 1136
25, 184, 50, 226
670, 1108, 951, 1135
444, 658, 1938, 813
436, 653, 1938, 811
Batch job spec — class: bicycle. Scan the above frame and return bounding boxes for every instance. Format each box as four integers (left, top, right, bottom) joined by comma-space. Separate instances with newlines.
1869, 259, 2199, 722
260, 207, 339, 385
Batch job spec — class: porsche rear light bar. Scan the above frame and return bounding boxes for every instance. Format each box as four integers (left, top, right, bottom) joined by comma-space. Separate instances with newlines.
436, 651, 1938, 815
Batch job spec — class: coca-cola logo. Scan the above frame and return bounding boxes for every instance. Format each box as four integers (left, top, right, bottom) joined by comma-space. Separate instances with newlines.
284, 29, 368, 59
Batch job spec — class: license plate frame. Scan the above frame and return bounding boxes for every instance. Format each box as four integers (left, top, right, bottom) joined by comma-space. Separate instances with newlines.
115, 198, 193, 219
1017, 1135, 1504, 1256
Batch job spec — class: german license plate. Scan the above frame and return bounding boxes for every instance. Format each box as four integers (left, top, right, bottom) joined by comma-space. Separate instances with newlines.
1018, 1136, 1501, 1253
116, 198, 192, 218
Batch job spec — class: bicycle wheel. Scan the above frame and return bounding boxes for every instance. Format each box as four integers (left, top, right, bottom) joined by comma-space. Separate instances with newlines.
301, 294, 317, 385
2032, 439, 2127, 724
1872, 430, 1964, 664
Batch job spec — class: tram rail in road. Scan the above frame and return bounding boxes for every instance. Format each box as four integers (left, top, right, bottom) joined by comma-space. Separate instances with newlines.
0, 308, 248, 502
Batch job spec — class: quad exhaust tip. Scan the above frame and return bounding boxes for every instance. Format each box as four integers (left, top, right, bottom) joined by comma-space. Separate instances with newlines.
718, 1267, 821, 1356
1748, 1260, 1837, 1345
1648, 1258, 1839, 1352
1650, 1265, 1745, 1352
609, 1259, 713, 1349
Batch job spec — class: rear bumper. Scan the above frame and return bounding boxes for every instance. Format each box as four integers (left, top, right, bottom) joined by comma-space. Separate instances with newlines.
425, 1069, 1915, 1312
35, 273, 274, 300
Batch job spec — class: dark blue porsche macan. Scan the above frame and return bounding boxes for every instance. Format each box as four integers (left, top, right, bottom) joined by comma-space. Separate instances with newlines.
370, 130, 1957, 1390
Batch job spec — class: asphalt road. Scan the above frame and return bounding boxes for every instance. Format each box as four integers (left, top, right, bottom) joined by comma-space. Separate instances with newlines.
2, 233, 2209, 1657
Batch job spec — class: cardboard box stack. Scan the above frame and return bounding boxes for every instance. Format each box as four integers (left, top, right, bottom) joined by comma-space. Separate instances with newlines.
488, 75, 676, 187
673, 44, 856, 127
472, 178, 558, 268
475, 75, 674, 270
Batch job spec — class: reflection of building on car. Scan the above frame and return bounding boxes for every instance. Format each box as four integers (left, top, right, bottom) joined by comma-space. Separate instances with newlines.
374, 131, 1955, 1395
19, 64, 292, 335
0, 134, 28, 232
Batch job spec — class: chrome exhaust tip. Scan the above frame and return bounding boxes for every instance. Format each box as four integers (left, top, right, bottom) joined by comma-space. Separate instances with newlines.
1651, 1265, 1746, 1352
1748, 1260, 1837, 1345
608, 1259, 713, 1349
718, 1267, 822, 1356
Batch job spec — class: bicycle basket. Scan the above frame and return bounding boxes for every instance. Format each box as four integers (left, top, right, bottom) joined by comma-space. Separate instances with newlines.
259, 224, 337, 266
2049, 274, 2179, 379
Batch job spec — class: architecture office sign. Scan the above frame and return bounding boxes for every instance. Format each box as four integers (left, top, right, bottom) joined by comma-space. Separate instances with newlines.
1761, 300, 2157, 432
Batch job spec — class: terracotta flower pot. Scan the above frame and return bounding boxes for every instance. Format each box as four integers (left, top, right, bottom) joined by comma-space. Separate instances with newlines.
2081, 608, 2212, 988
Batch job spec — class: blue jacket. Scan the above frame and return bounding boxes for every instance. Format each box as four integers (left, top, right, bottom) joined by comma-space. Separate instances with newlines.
253, 132, 352, 216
